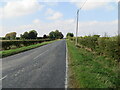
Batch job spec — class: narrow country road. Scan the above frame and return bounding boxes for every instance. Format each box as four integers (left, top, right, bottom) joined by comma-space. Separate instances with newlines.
2, 40, 66, 88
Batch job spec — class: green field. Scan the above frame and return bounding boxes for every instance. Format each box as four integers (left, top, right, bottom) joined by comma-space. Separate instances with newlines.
67, 40, 120, 88
0, 40, 56, 58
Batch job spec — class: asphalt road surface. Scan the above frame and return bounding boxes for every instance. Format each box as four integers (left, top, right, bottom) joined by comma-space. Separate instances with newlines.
2, 40, 66, 88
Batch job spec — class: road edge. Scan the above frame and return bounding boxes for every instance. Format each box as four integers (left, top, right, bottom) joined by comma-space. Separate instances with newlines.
65, 40, 68, 89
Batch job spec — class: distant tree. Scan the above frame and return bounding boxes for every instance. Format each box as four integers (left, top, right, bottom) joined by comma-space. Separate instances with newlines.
58, 31, 64, 39
20, 30, 38, 39
5, 35, 10, 40
54, 30, 63, 39
43, 34, 47, 39
66, 33, 74, 38
49, 30, 64, 40
20, 34, 23, 39
28, 30, 38, 39
49, 31, 56, 40
5, 32, 17, 40
55, 30, 59, 39
20, 32, 29, 39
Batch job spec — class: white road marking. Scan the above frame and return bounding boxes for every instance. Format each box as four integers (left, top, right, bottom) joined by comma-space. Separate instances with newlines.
20, 68, 24, 72
34, 50, 49, 60
15, 68, 25, 76
0, 75, 7, 80
65, 41, 68, 89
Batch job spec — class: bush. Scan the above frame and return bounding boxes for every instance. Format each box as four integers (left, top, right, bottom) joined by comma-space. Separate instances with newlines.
78, 35, 99, 51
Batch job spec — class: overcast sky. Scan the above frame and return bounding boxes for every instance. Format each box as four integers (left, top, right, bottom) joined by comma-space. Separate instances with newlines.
0, 0, 118, 37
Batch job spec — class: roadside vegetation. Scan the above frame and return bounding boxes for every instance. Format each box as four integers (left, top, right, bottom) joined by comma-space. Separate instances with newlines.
1, 39, 51, 50
66, 33, 120, 88
69, 35, 119, 62
0, 30, 64, 58
0, 40, 56, 58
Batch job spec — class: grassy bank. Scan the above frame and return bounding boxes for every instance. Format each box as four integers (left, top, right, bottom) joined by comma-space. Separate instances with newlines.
0, 40, 56, 58
67, 40, 120, 88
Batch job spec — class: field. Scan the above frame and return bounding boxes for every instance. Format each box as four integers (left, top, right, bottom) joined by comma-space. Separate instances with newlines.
67, 38, 120, 88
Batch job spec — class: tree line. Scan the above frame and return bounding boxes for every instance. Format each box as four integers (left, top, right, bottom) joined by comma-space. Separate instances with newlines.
1, 30, 64, 40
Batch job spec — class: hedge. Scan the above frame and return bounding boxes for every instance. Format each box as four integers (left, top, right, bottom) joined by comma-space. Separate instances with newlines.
70, 36, 119, 61
0, 39, 51, 50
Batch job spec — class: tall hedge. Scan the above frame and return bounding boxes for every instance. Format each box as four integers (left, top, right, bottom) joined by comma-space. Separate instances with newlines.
1, 39, 51, 50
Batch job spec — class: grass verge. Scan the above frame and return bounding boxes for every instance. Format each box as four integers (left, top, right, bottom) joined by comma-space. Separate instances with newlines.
67, 40, 120, 88
0, 40, 56, 58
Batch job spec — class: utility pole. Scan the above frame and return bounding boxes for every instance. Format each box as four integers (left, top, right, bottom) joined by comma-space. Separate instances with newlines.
75, 9, 79, 45
75, 0, 87, 45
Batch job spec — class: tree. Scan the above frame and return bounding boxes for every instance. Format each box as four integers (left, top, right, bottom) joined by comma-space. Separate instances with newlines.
66, 33, 74, 38
54, 30, 63, 39
20, 32, 29, 39
49, 31, 56, 40
43, 34, 47, 39
55, 30, 60, 39
58, 32, 64, 39
49, 30, 64, 40
5, 32, 17, 40
20, 30, 38, 39
28, 30, 38, 39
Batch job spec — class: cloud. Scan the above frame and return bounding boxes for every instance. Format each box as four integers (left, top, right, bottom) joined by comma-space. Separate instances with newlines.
71, 0, 116, 10
33, 19, 41, 24
46, 8, 63, 20
47, 12, 63, 20
45, 8, 54, 15
78, 20, 118, 36
77, 2, 107, 10
0, 0, 44, 19
0, 19, 117, 37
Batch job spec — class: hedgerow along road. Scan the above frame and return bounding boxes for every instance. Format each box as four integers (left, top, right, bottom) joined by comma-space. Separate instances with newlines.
2, 40, 66, 88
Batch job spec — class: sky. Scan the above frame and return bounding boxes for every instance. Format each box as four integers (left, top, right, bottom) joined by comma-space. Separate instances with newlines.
0, 0, 118, 37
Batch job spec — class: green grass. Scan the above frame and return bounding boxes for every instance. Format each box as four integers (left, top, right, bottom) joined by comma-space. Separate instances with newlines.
67, 40, 120, 88
0, 40, 56, 58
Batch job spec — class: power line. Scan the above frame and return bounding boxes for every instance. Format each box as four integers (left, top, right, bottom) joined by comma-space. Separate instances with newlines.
80, 0, 88, 10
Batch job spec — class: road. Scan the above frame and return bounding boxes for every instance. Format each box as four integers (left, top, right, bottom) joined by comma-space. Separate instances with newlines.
2, 40, 66, 88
